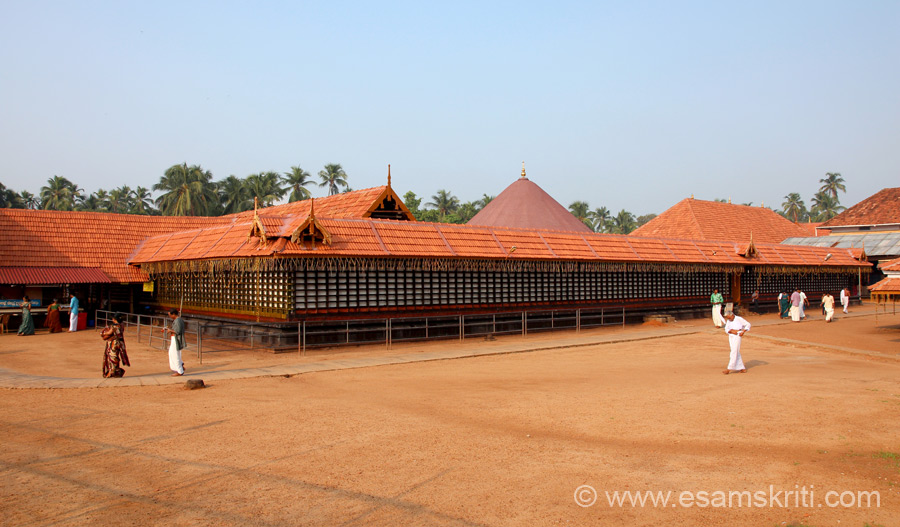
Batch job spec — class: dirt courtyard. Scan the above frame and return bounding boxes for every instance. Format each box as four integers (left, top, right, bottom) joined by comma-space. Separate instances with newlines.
1, 310, 899, 526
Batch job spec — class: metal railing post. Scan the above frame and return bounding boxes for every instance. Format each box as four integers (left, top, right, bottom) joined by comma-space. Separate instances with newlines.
197, 324, 202, 364
302, 321, 306, 355
346, 320, 350, 344
250, 324, 254, 350
523, 311, 528, 336
622, 307, 625, 327
136, 314, 141, 342
460, 315, 464, 341
577, 309, 580, 332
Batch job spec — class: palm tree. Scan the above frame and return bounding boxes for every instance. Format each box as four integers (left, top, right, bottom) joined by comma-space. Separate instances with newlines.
479, 194, 495, 210
132, 186, 156, 215
781, 193, 806, 223
610, 209, 636, 234
92, 189, 110, 212
283, 166, 313, 202
77, 194, 103, 212
317, 163, 349, 196
245, 171, 285, 207
0, 183, 23, 208
19, 191, 39, 209
568, 201, 591, 229
810, 191, 846, 221
427, 190, 459, 222
153, 163, 218, 216
455, 202, 479, 223
589, 206, 611, 233
40, 175, 82, 211
218, 175, 252, 214
107, 186, 132, 213
819, 172, 846, 200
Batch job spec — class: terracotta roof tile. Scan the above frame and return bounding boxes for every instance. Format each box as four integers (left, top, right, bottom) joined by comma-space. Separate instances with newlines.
631, 198, 809, 243
0, 267, 112, 284
468, 177, 593, 233
820, 187, 900, 228
880, 257, 900, 272
869, 277, 900, 292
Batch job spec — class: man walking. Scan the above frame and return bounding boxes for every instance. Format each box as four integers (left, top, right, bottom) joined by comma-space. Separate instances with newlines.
840, 287, 850, 314
710, 288, 725, 328
799, 289, 809, 319
723, 310, 751, 375
165, 308, 186, 376
789, 288, 802, 322
822, 292, 835, 322
68, 292, 79, 332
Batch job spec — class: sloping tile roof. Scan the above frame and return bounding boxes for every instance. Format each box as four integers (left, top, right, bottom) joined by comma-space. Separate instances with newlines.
0, 267, 112, 284
880, 257, 900, 273
869, 277, 900, 293
129, 215, 869, 272
795, 222, 823, 236
229, 186, 389, 222
631, 198, 809, 243
0, 209, 233, 283
821, 187, 900, 228
468, 177, 593, 233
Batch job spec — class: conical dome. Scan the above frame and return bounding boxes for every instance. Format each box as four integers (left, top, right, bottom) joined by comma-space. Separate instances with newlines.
468, 170, 592, 233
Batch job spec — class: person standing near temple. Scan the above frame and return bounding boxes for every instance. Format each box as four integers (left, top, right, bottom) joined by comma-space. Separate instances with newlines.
44, 298, 63, 333
789, 288, 802, 322
822, 292, 835, 323
710, 288, 725, 328
798, 289, 809, 319
722, 310, 750, 375
840, 287, 850, 314
68, 292, 79, 332
165, 308, 186, 376
17, 296, 35, 336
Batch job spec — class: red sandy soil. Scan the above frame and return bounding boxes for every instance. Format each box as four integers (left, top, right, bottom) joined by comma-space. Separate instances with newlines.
1, 310, 899, 526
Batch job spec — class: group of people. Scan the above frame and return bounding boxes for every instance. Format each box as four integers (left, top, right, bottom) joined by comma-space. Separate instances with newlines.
777, 287, 850, 322
713, 286, 853, 376
99, 308, 187, 378
13, 295, 187, 378
15, 293, 82, 336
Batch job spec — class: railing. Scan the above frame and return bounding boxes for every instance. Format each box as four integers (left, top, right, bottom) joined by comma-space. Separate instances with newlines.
97, 303, 712, 361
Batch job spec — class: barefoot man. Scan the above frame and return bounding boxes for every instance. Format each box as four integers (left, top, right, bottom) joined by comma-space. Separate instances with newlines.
164, 308, 186, 376
723, 310, 750, 375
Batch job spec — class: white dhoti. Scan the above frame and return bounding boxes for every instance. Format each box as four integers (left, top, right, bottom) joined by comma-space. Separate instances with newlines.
712, 304, 725, 328
727, 334, 745, 371
69, 312, 78, 332
790, 306, 800, 322
825, 307, 834, 322
799, 303, 806, 318
842, 298, 849, 313
168, 336, 184, 374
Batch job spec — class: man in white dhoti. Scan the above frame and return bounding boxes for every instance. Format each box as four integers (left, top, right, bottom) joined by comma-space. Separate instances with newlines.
722, 311, 750, 374
789, 289, 802, 322
798, 290, 808, 319
710, 288, 725, 328
68, 292, 79, 332
822, 293, 835, 322
840, 288, 850, 313
165, 309, 186, 376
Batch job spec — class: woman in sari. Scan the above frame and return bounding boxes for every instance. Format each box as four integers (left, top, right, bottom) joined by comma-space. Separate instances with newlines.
101, 313, 130, 378
44, 298, 63, 333
17, 296, 35, 336
778, 292, 791, 319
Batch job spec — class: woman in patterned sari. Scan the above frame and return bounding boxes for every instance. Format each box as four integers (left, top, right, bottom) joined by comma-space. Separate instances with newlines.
17, 296, 35, 336
101, 313, 130, 378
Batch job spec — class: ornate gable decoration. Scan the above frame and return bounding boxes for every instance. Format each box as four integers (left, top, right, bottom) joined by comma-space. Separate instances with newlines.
736, 234, 759, 258
365, 165, 416, 221
247, 198, 268, 245
290, 199, 332, 249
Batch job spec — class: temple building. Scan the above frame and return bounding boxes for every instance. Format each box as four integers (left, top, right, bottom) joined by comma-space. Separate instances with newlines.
1, 169, 871, 333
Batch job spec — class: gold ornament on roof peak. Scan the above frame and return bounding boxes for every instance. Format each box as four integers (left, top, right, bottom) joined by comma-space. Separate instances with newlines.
521, 161, 526, 179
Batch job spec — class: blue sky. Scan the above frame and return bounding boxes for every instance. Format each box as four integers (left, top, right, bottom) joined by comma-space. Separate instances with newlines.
1, 1, 898, 216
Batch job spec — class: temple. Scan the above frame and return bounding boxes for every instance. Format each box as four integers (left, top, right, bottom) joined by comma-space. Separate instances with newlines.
0, 169, 871, 331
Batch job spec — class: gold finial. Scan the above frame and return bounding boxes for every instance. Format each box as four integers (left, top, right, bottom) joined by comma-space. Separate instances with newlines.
387, 164, 391, 187
521, 161, 526, 179
690, 194, 694, 199
254, 196, 259, 212
761, 201, 764, 207
309, 198, 315, 219
728, 197, 732, 204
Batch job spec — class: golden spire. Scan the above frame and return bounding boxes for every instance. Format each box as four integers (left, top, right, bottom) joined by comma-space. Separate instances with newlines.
309, 198, 315, 220
521, 161, 526, 179
387, 164, 391, 187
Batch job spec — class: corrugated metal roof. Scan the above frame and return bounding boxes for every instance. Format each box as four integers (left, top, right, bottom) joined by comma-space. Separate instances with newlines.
0, 267, 112, 284
782, 233, 900, 257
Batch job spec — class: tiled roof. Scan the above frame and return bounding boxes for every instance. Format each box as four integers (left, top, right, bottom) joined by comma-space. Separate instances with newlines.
631, 198, 809, 243
795, 222, 823, 237
869, 277, 900, 293
468, 177, 593, 233
0, 209, 232, 283
0, 187, 407, 284
130, 216, 869, 271
821, 187, 900, 228
0, 267, 112, 284
880, 257, 900, 273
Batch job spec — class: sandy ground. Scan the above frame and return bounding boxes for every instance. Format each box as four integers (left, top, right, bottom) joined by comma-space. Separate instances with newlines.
1, 308, 899, 526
